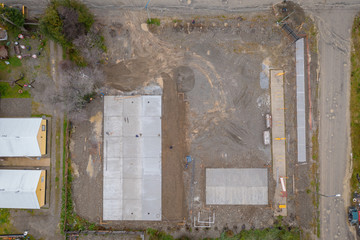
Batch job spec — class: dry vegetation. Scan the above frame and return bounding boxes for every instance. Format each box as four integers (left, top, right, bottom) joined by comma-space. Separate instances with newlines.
351, 14, 360, 191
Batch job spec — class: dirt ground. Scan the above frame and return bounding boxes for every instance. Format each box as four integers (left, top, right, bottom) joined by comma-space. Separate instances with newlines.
69, 2, 319, 239
0, 98, 31, 117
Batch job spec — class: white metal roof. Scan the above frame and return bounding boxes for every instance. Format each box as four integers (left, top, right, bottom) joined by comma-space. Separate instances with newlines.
0, 170, 42, 209
0, 118, 42, 157
296, 39, 307, 163
103, 96, 162, 221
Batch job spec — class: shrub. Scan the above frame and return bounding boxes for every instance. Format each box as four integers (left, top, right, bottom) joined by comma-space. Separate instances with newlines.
147, 18, 161, 26
0, 6, 25, 32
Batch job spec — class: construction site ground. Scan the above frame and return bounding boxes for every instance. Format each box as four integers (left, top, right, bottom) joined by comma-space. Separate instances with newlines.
69, 4, 320, 238
0, 1, 325, 239
0, 7, 322, 240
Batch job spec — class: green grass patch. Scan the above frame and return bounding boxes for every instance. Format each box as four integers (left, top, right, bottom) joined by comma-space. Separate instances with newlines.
312, 129, 319, 161
0, 209, 10, 225
8, 56, 22, 67
0, 56, 22, 72
0, 82, 30, 98
147, 228, 174, 240
0, 209, 16, 234
310, 128, 320, 237
146, 218, 301, 240
147, 18, 161, 26
350, 15, 360, 192
317, 210, 321, 238
306, 17, 318, 54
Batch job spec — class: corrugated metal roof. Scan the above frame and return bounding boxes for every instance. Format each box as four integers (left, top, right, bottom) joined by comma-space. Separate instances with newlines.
103, 96, 162, 221
0, 170, 41, 209
0, 118, 42, 157
296, 39, 307, 163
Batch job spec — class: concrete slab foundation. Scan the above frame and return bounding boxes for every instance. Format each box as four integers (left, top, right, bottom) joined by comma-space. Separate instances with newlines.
103, 96, 162, 221
206, 168, 268, 205
270, 70, 287, 216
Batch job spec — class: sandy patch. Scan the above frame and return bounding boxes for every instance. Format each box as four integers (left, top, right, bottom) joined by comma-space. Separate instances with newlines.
72, 162, 80, 178
86, 155, 94, 178
89, 111, 103, 141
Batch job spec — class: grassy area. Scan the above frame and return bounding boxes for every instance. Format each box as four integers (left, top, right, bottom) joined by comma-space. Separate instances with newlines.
0, 209, 16, 234
147, 18, 161, 26
0, 56, 23, 72
0, 82, 30, 98
146, 218, 301, 240
350, 15, 360, 192
308, 129, 320, 237
305, 17, 318, 54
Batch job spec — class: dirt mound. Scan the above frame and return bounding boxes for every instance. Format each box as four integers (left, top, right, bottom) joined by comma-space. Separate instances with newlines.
105, 59, 149, 91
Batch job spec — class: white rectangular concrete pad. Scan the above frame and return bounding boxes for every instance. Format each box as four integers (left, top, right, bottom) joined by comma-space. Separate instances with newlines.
103, 96, 162, 221
206, 168, 268, 205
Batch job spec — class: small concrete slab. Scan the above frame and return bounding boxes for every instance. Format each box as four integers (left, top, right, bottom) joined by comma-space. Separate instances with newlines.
206, 168, 268, 205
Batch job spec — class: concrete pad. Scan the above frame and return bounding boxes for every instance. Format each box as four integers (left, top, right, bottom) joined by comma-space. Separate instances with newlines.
0, 157, 50, 167
270, 69, 287, 216
103, 96, 162, 221
206, 168, 268, 205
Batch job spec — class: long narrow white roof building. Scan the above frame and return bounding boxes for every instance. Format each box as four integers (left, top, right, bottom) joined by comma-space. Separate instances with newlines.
0, 170, 46, 209
0, 118, 47, 157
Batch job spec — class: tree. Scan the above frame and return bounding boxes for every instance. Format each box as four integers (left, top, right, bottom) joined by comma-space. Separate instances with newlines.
53, 60, 104, 115
40, 0, 102, 66
0, 6, 25, 32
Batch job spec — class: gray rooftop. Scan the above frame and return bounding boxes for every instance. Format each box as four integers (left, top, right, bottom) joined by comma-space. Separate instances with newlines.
296, 38, 307, 163
103, 96, 162, 221
206, 168, 268, 205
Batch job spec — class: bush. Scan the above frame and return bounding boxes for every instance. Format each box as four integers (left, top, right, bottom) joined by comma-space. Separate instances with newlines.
40, 0, 94, 41
147, 18, 161, 26
0, 6, 25, 32
40, 2, 70, 47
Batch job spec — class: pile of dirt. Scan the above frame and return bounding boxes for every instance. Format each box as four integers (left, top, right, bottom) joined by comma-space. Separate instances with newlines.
104, 59, 149, 91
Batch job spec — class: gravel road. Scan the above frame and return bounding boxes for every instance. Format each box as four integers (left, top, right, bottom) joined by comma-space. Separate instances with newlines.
7, 0, 360, 17
314, 8, 357, 240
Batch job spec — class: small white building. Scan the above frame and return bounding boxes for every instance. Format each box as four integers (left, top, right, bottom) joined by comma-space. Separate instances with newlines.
0, 118, 47, 157
0, 170, 46, 209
